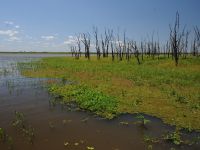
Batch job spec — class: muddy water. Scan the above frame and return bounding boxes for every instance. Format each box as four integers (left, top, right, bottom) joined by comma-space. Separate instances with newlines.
0, 53, 199, 150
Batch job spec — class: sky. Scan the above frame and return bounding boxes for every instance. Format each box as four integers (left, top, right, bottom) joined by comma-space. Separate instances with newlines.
0, 0, 200, 52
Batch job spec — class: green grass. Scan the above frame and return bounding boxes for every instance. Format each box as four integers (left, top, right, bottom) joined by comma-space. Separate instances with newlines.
19, 56, 200, 130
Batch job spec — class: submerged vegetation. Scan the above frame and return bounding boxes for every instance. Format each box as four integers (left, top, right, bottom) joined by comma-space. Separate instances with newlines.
20, 55, 200, 131
12, 111, 35, 144
0, 128, 13, 149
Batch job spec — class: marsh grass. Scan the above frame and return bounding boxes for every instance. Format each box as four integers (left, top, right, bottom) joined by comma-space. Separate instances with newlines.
19, 56, 200, 130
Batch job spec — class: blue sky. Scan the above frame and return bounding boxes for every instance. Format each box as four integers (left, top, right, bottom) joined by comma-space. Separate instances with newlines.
0, 0, 200, 52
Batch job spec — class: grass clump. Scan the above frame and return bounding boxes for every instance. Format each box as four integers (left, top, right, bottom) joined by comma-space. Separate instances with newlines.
49, 84, 118, 119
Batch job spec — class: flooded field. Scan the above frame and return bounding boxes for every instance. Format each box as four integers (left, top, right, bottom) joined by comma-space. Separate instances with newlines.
0, 53, 200, 150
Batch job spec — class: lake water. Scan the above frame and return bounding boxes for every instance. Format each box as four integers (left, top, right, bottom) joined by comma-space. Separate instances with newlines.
0, 53, 199, 150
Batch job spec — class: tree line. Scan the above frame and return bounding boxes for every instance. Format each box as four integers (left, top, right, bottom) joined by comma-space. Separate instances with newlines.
70, 12, 200, 66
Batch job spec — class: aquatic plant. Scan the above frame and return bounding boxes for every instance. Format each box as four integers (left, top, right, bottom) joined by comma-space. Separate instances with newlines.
12, 111, 25, 129
136, 114, 151, 127
12, 111, 35, 144
163, 130, 183, 145
0, 128, 14, 149
7, 136, 14, 150
49, 84, 119, 119
147, 145, 153, 150
0, 128, 6, 142
143, 135, 159, 143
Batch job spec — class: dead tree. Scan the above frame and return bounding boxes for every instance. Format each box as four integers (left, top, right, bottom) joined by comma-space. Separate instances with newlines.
122, 30, 126, 59
152, 42, 157, 59
183, 31, 189, 58
194, 26, 200, 56
81, 33, 91, 60
105, 29, 113, 57
70, 46, 79, 59
194, 26, 200, 46
93, 26, 101, 59
169, 12, 184, 66
111, 41, 115, 61
166, 41, 171, 58
147, 42, 151, 58
73, 46, 79, 59
126, 42, 130, 61
151, 33, 155, 59
141, 42, 144, 60
117, 32, 123, 61
110, 33, 115, 61
192, 39, 197, 56
70, 46, 75, 57
101, 34, 106, 57
75, 33, 82, 57
157, 42, 160, 59
130, 41, 141, 64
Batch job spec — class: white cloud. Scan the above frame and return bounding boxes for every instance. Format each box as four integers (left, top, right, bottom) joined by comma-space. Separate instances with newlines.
0, 29, 21, 42
41, 35, 55, 40
4, 21, 14, 25
15, 25, 20, 29
8, 36, 21, 41
0, 30, 19, 37
63, 35, 76, 45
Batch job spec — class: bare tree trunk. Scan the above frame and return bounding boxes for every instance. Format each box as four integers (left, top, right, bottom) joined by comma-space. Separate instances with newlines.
123, 30, 126, 59
93, 26, 101, 59
127, 42, 130, 61
157, 42, 160, 59
192, 39, 197, 56
111, 42, 114, 61
183, 31, 189, 58
105, 29, 113, 57
76, 34, 81, 57
169, 12, 184, 66
130, 41, 141, 64
71, 46, 74, 57
141, 42, 144, 61
101, 35, 106, 58
81, 33, 91, 60
194, 26, 200, 56
117, 32, 122, 61
166, 41, 170, 58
